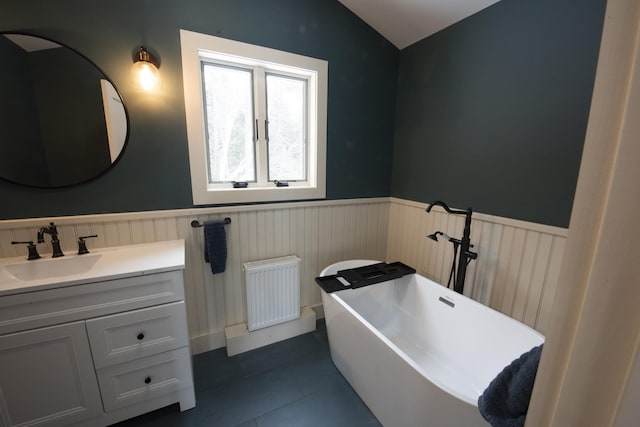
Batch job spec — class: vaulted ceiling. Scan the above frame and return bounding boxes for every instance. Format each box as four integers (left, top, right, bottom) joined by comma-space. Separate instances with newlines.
337, 0, 501, 49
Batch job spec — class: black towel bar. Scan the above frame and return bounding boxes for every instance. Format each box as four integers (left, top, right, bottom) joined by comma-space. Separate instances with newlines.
191, 217, 231, 228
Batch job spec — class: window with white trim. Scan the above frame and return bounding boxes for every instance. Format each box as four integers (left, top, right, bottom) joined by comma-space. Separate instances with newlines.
180, 29, 327, 204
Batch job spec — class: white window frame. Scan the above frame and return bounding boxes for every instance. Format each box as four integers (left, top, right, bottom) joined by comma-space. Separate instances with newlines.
180, 29, 327, 205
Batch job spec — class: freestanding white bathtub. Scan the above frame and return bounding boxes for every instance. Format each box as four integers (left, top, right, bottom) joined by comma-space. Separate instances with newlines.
320, 260, 544, 427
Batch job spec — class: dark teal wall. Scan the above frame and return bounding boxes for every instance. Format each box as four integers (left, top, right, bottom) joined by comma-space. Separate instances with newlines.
0, 0, 398, 219
391, 0, 606, 227
0, 0, 608, 227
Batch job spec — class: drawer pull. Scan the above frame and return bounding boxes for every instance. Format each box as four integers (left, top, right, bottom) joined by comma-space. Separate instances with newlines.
137, 333, 145, 340
144, 376, 151, 384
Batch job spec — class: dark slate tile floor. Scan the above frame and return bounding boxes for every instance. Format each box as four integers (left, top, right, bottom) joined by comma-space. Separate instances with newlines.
112, 320, 381, 427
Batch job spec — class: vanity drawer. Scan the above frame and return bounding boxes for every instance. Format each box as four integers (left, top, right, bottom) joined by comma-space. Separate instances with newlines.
86, 301, 189, 369
96, 347, 193, 412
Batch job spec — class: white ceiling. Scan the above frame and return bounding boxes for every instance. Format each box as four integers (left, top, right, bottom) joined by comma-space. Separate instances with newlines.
338, 0, 501, 49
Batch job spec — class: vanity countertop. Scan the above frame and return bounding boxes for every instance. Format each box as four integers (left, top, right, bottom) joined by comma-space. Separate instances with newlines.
0, 239, 185, 297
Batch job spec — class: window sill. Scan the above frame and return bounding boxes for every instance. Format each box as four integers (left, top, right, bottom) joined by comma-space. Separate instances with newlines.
192, 185, 325, 205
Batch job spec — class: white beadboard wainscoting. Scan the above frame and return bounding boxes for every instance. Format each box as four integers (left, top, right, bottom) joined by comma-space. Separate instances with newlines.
387, 198, 568, 334
0, 197, 567, 353
0, 198, 389, 354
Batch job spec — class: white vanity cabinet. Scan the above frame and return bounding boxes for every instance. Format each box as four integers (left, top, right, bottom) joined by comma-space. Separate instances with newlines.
0, 240, 195, 427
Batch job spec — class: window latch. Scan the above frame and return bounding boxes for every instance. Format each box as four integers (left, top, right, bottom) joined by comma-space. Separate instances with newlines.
233, 181, 249, 188
274, 180, 289, 187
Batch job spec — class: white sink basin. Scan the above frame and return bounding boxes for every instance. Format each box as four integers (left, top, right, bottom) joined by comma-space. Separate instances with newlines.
0, 239, 185, 296
4, 254, 102, 281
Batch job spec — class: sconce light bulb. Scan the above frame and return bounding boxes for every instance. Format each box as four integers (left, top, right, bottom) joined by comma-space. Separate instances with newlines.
132, 61, 160, 91
131, 47, 160, 91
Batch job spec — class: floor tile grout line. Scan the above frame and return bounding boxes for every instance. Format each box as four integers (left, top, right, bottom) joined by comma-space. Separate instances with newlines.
249, 385, 326, 425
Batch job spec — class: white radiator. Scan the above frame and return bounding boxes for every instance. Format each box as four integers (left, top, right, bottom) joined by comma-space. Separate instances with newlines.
244, 256, 301, 332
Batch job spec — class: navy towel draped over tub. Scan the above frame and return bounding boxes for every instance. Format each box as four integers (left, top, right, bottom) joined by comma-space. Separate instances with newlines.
203, 219, 227, 274
478, 344, 544, 427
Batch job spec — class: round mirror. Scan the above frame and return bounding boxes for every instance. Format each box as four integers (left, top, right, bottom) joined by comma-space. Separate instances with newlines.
0, 33, 129, 188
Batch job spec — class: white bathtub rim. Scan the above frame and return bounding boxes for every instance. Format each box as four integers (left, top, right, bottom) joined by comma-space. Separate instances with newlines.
320, 260, 545, 344
319, 259, 381, 277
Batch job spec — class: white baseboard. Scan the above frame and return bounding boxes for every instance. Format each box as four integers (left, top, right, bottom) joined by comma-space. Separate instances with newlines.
224, 306, 317, 356
190, 329, 226, 355
309, 302, 324, 319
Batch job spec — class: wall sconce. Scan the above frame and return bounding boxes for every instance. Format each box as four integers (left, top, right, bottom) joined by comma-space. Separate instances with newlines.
131, 46, 160, 91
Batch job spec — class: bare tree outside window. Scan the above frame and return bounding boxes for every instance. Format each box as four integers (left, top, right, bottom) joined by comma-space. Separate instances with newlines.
266, 74, 307, 182
202, 64, 255, 183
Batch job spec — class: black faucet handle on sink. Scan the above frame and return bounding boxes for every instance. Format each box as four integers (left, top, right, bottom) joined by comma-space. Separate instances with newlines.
11, 240, 42, 260
77, 235, 98, 255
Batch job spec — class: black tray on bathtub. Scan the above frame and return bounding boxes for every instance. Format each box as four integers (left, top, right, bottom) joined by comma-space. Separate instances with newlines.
315, 261, 415, 293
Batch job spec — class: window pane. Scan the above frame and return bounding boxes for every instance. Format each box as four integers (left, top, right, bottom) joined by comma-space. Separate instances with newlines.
202, 63, 255, 183
266, 74, 306, 181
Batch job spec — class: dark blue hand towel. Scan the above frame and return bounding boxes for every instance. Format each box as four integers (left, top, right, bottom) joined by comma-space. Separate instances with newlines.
478, 344, 543, 427
203, 219, 227, 274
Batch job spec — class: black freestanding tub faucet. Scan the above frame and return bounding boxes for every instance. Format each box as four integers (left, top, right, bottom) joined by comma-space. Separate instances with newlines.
425, 201, 477, 294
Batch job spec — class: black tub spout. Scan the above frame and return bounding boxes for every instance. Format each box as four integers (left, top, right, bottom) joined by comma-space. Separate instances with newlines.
426, 200, 467, 215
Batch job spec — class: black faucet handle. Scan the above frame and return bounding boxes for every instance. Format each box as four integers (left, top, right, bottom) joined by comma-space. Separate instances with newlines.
77, 235, 98, 255
11, 240, 42, 260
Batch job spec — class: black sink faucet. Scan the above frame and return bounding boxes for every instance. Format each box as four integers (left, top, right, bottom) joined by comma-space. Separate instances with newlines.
37, 222, 64, 258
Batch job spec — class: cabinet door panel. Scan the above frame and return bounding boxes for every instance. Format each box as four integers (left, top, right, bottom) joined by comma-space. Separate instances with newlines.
0, 321, 102, 427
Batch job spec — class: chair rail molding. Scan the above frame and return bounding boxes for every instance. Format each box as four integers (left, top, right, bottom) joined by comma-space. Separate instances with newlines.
1, 196, 569, 352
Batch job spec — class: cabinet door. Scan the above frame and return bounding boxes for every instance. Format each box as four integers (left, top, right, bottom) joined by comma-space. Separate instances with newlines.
0, 321, 103, 427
